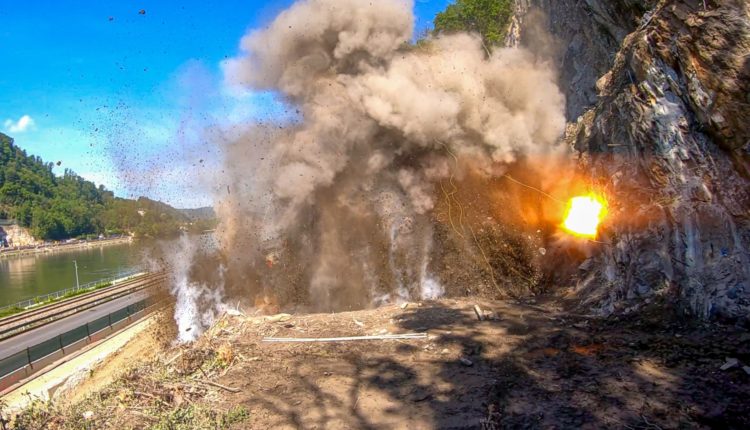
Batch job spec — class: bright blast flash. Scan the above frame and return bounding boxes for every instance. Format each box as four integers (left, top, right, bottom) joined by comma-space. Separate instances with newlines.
562, 194, 607, 239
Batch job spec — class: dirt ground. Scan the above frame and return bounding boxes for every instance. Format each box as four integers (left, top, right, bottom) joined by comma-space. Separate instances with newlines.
62, 317, 164, 404
214, 299, 750, 429
1, 316, 159, 412
6, 297, 749, 429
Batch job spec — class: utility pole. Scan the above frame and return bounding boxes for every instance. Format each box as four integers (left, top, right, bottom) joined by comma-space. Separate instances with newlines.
73, 259, 80, 289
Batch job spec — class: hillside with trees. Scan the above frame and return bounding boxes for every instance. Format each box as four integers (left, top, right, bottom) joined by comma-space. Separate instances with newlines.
0, 132, 209, 240
432, 0, 513, 48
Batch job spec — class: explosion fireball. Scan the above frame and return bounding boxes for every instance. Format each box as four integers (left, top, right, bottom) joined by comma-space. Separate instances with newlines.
562, 194, 607, 239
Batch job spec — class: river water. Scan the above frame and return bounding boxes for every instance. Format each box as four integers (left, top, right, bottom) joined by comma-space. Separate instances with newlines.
0, 242, 144, 306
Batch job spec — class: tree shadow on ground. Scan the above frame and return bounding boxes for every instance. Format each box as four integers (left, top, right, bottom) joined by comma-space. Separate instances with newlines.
232, 299, 749, 429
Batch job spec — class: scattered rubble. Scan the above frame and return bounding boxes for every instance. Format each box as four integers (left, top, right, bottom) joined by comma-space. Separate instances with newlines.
721, 357, 740, 371
473, 304, 484, 321
3, 298, 748, 429
459, 357, 473, 367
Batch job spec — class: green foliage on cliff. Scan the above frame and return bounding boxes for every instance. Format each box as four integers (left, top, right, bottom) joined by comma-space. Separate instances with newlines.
433, 0, 514, 47
0, 132, 201, 240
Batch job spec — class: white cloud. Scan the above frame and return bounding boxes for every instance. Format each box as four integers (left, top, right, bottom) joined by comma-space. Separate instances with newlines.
3, 115, 35, 133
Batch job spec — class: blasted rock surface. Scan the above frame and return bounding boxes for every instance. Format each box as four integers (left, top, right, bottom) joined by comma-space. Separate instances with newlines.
508, 0, 656, 118
516, 0, 750, 323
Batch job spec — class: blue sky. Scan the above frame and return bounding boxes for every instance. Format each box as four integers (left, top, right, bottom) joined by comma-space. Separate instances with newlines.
0, 0, 451, 208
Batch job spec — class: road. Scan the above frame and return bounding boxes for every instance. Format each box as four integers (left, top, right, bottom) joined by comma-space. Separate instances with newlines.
0, 291, 149, 359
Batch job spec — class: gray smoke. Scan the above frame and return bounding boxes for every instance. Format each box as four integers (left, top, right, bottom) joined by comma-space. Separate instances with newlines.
194, 0, 565, 317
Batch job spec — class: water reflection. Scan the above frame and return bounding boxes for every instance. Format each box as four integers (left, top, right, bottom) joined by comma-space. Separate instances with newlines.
0, 242, 143, 306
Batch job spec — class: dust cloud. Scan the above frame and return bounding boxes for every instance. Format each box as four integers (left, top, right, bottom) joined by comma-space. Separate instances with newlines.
169, 0, 567, 338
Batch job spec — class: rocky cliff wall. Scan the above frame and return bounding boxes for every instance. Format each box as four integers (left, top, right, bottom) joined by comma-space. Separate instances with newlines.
513, 0, 750, 323
1, 224, 38, 247
508, 0, 656, 118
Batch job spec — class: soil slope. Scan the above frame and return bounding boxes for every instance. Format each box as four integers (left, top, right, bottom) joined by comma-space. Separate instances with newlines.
8, 298, 749, 429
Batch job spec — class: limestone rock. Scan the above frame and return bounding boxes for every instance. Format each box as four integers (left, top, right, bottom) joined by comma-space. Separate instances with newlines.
513, 0, 750, 324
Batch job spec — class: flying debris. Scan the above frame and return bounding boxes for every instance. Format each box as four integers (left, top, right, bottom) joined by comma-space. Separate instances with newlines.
168, 0, 567, 335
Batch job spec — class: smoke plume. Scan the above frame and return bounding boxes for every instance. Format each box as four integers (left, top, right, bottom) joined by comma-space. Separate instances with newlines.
165, 235, 227, 342
172, 0, 566, 334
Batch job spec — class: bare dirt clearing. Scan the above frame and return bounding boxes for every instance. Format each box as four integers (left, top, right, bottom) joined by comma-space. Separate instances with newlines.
8, 298, 749, 429
218, 300, 750, 429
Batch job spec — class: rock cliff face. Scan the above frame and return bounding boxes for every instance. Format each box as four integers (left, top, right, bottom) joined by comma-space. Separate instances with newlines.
0, 224, 38, 247
513, 0, 750, 323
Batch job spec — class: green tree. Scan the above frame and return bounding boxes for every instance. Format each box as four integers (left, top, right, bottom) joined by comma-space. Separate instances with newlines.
30, 207, 63, 240
433, 0, 514, 49
0, 132, 200, 240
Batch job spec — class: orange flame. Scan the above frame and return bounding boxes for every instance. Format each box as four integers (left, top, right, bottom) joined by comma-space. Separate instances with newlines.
562, 194, 607, 239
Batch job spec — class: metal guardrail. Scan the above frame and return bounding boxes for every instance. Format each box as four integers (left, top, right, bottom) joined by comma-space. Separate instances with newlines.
0, 268, 144, 313
0, 273, 165, 342
0, 298, 155, 381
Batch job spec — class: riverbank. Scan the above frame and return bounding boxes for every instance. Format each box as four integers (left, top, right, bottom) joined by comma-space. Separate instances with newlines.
0, 271, 146, 318
0, 237, 133, 260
